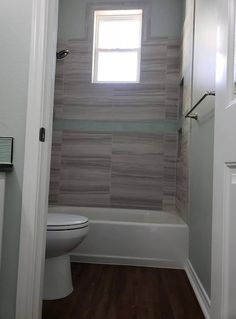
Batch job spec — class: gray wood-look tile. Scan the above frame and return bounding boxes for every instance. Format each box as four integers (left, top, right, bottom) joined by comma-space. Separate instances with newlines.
57, 131, 112, 207
49, 3, 181, 212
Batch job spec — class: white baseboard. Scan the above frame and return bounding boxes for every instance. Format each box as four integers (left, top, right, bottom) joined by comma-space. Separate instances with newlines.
71, 253, 184, 269
185, 259, 211, 319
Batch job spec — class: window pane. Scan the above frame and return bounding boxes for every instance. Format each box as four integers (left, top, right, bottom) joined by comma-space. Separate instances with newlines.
98, 18, 141, 49
97, 51, 139, 82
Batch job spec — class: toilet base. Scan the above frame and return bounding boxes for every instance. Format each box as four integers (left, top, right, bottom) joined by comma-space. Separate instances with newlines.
43, 254, 73, 300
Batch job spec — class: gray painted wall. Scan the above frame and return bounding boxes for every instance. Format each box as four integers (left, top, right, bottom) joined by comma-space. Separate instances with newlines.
58, 0, 184, 39
189, 0, 216, 298
0, 0, 33, 317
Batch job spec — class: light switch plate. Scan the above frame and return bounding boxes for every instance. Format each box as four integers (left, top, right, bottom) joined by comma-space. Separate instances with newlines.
0, 137, 13, 171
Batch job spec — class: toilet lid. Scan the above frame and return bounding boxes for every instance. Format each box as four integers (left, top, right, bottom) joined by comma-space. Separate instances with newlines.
47, 213, 89, 230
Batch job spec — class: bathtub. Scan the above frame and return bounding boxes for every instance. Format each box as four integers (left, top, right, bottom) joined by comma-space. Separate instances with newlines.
49, 207, 188, 269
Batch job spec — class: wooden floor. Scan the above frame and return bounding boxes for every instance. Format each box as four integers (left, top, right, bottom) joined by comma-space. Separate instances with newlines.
42, 263, 205, 319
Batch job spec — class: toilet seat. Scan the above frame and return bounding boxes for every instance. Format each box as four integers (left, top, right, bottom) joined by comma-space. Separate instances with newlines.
47, 213, 89, 231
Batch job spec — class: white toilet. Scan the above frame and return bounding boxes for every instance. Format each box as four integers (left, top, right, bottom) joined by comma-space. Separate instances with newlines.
43, 213, 89, 300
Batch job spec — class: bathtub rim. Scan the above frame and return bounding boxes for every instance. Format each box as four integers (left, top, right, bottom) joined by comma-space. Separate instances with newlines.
48, 205, 187, 226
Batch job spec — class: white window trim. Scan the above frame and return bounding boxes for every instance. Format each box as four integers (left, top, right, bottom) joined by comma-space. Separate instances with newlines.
92, 10, 143, 83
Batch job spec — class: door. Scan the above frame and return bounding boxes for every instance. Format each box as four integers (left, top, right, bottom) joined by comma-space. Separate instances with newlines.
211, 0, 236, 317
15, 0, 58, 318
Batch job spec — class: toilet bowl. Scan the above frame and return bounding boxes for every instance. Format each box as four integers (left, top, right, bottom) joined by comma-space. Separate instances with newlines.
43, 213, 89, 300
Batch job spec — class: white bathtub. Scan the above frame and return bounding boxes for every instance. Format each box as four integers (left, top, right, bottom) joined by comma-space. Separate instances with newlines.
49, 207, 189, 269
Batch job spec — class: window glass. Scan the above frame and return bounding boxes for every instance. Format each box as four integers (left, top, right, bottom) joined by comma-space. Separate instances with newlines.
92, 10, 142, 83
97, 51, 139, 82
98, 19, 141, 49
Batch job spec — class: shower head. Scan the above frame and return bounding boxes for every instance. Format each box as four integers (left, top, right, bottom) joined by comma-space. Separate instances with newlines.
56, 49, 69, 60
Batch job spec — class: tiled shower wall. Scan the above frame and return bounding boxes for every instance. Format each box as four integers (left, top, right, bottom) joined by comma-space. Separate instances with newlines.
49, 2, 181, 211
176, 0, 195, 221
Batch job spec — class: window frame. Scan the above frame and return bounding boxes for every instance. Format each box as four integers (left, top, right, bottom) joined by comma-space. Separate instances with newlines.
92, 9, 143, 83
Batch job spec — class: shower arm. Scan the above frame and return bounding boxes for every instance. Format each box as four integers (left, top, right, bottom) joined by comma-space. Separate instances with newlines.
56, 49, 69, 60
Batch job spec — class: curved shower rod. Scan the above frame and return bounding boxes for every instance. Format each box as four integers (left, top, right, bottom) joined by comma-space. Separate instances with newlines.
185, 91, 215, 120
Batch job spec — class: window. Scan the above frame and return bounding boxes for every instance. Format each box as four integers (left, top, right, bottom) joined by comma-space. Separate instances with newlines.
92, 9, 143, 83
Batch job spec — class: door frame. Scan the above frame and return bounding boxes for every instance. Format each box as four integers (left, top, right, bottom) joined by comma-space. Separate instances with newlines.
13, 0, 236, 318
211, 0, 236, 317
15, 0, 58, 318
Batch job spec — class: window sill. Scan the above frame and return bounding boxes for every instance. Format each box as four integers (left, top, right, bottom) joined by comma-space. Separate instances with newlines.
91, 81, 140, 84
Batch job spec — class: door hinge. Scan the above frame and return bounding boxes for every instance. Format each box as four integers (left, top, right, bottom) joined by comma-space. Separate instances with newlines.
39, 127, 46, 142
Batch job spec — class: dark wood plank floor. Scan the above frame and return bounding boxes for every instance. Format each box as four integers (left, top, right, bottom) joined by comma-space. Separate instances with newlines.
42, 263, 205, 319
